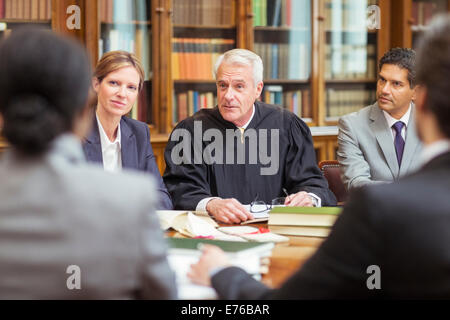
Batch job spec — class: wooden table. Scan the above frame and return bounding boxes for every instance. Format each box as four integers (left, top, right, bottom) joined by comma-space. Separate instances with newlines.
166, 222, 325, 289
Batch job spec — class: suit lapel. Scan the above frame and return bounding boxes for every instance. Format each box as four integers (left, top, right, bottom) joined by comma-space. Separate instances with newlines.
120, 117, 138, 170
369, 103, 399, 178
82, 118, 103, 164
400, 106, 421, 176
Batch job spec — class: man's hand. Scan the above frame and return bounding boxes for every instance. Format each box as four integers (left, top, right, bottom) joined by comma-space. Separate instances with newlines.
188, 245, 231, 286
284, 191, 315, 207
206, 198, 253, 224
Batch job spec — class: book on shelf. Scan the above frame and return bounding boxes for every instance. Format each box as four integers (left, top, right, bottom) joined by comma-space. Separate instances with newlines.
172, 38, 235, 80
1, 0, 50, 20
412, 1, 441, 27
172, 0, 234, 26
254, 42, 309, 80
326, 88, 376, 120
174, 91, 216, 123
325, 43, 376, 80
261, 86, 311, 120
253, 0, 310, 28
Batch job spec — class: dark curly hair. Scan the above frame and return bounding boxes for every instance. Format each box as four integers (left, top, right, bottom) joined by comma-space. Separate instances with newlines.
379, 48, 416, 88
415, 14, 450, 139
0, 28, 92, 156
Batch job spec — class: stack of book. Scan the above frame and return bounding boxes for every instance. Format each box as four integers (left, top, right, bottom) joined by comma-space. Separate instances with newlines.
268, 206, 342, 237
0, 0, 51, 20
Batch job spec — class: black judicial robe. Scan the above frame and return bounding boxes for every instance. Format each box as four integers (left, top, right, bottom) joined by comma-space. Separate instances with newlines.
163, 101, 337, 209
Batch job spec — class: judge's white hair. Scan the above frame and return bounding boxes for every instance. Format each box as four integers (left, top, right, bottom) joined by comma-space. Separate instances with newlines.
213, 49, 263, 87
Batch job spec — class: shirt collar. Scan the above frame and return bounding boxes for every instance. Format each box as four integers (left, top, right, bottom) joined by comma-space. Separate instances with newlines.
420, 139, 450, 167
239, 104, 256, 129
96, 114, 121, 151
382, 103, 412, 128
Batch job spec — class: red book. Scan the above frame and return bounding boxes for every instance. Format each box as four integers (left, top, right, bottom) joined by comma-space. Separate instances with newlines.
0, 0, 5, 19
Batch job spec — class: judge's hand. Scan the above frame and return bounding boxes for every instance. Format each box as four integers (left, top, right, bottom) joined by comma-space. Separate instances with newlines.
188, 244, 231, 286
206, 198, 253, 224
285, 191, 314, 207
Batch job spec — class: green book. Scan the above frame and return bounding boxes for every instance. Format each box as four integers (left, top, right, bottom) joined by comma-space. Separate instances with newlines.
270, 206, 342, 215
269, 206, 342, 227
167, 237, 273, 257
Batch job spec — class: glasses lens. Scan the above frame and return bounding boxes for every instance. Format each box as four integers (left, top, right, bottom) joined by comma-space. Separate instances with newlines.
250, 201, 269, 213
272, 197, 286, 206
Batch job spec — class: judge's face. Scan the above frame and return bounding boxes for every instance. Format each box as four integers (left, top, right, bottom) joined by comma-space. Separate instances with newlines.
93, 66, 140, 119
216, 62, 263, 127
376, 64, 417, 119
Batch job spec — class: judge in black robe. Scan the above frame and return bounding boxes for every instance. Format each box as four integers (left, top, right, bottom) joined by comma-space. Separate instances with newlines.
163, 100, 337, 211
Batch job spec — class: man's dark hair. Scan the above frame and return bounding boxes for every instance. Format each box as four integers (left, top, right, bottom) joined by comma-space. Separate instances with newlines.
379, 48, 416, 88
416, 14, 450, 139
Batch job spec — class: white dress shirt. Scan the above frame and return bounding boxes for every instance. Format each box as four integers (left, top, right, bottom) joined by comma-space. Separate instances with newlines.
382, 103, 412, 142
196, 105, 321, 213
96, 115, 122, 173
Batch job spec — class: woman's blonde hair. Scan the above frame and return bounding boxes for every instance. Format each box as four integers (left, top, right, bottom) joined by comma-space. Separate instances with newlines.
94, 50, 145, 91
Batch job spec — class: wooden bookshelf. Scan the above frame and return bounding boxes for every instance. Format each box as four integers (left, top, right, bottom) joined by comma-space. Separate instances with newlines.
391, 0, 450, 48
1, 0, 403, 166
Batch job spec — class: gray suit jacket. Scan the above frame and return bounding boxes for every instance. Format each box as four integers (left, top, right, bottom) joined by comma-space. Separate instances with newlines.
337, 102, 422, 190
0, 134, 177, 299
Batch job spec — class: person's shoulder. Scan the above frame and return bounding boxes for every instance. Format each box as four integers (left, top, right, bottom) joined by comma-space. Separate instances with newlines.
338, 103, 375, 127
121, 116, 149, 133
70, 163, 156, 209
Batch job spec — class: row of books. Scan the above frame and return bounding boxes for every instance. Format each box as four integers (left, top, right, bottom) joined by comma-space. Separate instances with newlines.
326, 88, 376, 119
324, 0, 378, 32
253, 0, 310, 28
171, 38, 235, 80
412, 1, 444, 27
0, 0, 50, 20
325, 43, 377, 80
268, 206, 342, 237
173, 91, 216, 123
99, 28, 151, 80
262, 86, 312, 119
254, 42, 310, 80
100, 0, 149, 24
172, 0, 235, 26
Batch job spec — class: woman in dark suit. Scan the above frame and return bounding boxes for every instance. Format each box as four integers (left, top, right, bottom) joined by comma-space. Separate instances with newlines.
83, 51, 172, 209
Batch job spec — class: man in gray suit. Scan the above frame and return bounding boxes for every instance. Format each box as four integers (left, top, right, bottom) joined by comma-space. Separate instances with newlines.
338, 48, 422, 190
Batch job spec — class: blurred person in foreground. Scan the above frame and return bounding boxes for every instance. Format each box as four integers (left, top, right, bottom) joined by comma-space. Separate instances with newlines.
0, 29, 176, 299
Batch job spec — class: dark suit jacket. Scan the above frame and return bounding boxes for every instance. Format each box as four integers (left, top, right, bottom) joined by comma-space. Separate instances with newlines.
212, 151, 450, 299
83, 116, 173, 210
